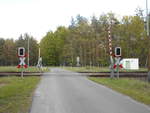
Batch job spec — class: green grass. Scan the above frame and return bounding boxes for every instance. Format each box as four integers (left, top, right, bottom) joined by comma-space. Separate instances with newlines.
89, 77, 150, 105
0, 66, 49, 72
0, 76, 40, 113
63, 66, 109, 72
63, 66, 148, 72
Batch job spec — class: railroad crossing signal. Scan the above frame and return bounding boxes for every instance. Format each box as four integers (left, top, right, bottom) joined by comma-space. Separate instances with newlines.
115, 47, 121, 57
114, 47, 123, 71
17, 47, 28, 78
113, 58, 123, 69
18, 47, 25, 57
17, 47, 27, 68
113, 57, 123, 78
107, 23, 122, 78
18, 57, 27, 68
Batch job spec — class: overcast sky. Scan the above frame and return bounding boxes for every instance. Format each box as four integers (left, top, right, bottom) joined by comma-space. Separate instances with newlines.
0, 0, 149, 42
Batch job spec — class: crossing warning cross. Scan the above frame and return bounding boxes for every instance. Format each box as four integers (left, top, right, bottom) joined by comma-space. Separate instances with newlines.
113, 63, 123, 69
17, 47, 27, 68
113, 57, 123, 69
17, 57, 27, 68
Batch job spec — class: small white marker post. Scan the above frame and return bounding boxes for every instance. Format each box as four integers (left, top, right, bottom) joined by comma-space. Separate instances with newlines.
37, 57, 42, 73
76, 56, 80, 67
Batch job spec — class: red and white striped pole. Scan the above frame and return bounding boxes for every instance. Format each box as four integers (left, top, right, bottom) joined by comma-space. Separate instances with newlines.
108, 24, 114, 78
108, 26, 113, 56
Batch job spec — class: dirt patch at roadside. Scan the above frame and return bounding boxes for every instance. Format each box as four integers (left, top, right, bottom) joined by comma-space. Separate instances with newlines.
0, 83, 7, 87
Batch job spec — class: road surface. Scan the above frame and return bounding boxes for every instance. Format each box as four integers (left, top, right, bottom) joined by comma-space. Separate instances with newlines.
30, 68, 150, 113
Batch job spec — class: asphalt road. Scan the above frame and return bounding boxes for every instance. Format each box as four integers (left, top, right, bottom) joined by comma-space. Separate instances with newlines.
30, 68, 150, 113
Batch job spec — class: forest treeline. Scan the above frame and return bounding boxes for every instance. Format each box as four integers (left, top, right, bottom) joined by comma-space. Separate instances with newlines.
0, 34, 38, 66
0, 10, 149, 67
40, 11, 150, 67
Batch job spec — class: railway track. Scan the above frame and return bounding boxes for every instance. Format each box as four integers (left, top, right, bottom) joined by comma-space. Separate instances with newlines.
0, 72, 42, 76
79, 72, 148, 77
0, 72, 148, 78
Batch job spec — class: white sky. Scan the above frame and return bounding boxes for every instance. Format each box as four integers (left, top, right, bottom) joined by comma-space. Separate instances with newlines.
0, 0, 149, 42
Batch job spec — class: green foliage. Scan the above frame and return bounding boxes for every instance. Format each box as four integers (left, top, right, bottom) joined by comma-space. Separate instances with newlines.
0, 77, 40, 113
0, 33, 39, 66
40, 12, 149, 66
0, 66, 49, 72
40, 27, 69, 66
64, 66, 147, 72
0, 38, 5, 65
2, 39, 17, 65
16, 34, 39, 66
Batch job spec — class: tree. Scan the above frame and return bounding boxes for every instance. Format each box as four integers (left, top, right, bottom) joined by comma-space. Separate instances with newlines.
16, 33, 39, 66
40, 12, 148, 67
2, 39, 17, 65
0, 38, 5, 65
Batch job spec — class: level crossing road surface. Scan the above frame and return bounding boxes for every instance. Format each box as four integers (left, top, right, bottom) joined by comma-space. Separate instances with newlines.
30, 68, 150, 113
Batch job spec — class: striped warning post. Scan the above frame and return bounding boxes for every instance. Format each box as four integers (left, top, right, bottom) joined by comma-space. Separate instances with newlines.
108, 26, 113, 56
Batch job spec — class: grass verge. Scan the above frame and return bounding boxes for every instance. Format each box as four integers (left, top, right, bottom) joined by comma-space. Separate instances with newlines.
0, 66, 49, 72
0, 76, 40, 113
63, 66, 147, 72
63, 66, 109, 72
89, 77, 150, 106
